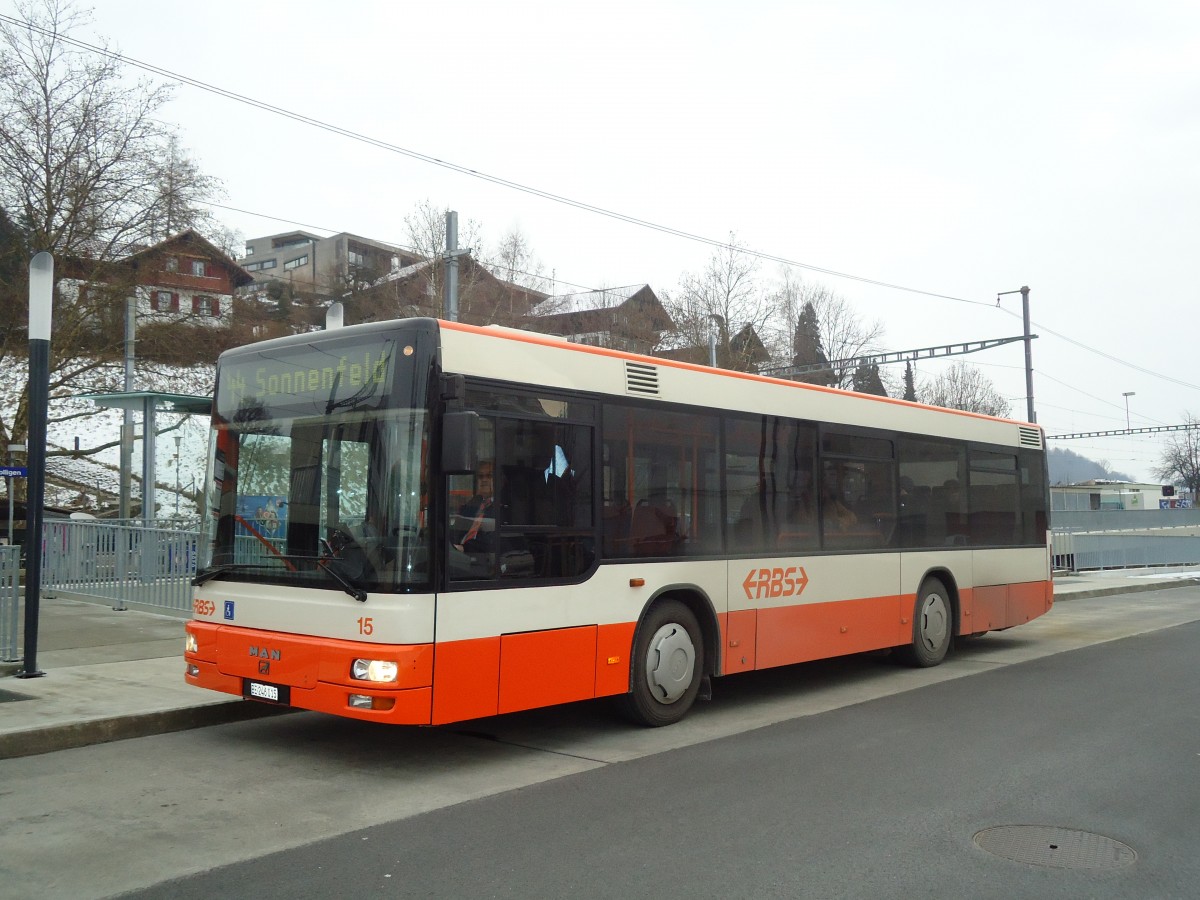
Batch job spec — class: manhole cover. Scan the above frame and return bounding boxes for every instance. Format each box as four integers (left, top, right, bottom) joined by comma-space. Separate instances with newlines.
974, 826, 1136, 870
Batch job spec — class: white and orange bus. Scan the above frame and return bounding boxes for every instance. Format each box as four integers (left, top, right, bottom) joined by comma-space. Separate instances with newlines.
185, 317, 1051, 727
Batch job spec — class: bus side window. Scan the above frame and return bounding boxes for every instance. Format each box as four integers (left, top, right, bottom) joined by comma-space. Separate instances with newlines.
458, 416, 595, 581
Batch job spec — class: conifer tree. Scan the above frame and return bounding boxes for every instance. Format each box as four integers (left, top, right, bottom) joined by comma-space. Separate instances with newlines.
852, 363, 887, 397
903, 361, 917, 402
791, 302, 835, 386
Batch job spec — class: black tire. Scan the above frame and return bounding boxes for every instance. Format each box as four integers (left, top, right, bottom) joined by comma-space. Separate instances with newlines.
620, 599, 704, 727
895, 578, 952, 667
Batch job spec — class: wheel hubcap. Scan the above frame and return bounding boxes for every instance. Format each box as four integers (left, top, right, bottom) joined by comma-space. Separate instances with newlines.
645, 622, 696, 704
918, 592, 949, 652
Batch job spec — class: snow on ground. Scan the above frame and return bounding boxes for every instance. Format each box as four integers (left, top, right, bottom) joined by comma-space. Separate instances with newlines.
0, 356, 215, 517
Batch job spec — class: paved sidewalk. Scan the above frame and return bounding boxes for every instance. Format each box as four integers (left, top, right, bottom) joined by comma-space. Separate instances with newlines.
3, 566, 1199, 760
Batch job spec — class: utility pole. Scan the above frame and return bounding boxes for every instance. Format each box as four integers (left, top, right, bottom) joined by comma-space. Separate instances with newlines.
998, 287, 1035, 423
1021, 285, 1034, 424
120, 296, 135, 519
173, 434, 182, 515
444, 210, 458, 322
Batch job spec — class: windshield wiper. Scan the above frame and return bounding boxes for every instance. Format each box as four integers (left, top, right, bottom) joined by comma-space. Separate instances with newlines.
192, 563, 275, 587
317, 558, 368, 602
194, 556, 368, 603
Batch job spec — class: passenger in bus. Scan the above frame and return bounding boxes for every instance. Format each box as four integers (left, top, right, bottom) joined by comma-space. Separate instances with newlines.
940, 478, 968, 543
454, 460, 497, 554
777, 474, 818, 550
789, 469, 816, 521
822, 479, 858, 532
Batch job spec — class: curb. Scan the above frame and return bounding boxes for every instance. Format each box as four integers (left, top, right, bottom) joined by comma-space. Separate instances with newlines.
0, 699, 294, 760
1053, 578, 1200, 602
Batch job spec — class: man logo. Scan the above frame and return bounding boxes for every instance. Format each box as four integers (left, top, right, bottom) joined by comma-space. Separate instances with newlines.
258, 660, 271, 675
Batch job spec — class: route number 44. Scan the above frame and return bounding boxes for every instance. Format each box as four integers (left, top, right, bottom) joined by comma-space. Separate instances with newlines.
357, 617, 374, 636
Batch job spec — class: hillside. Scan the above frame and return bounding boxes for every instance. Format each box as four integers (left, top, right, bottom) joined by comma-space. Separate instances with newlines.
1048, 447, 1137, 485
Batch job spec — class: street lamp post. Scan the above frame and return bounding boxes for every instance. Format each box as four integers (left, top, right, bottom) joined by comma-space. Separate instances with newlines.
1123, 392, 1135, 431
173, 434, 182, 516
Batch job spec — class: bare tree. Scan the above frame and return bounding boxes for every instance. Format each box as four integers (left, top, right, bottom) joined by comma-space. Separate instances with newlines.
1152, 414, 1200, 498
663, 234, 773, 372
401, 198, 484, 316
0, 0, 177, 259
0, 0, 224, 455
770, 269, 885, 388
486, 224, 548, 294
922, 362, 1011, 417
146, 134, 227, 244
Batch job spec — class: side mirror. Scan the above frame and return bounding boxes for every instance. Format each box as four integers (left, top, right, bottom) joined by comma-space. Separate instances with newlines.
440, 373, 466, 402
442, 410, 478, 474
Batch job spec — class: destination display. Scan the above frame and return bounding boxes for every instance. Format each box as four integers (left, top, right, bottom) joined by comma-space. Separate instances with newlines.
216, 338, 400, 417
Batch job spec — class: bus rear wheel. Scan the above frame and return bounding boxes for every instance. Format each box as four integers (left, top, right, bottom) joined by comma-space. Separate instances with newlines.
621, 600, 704, 727
896, 578, 952, 667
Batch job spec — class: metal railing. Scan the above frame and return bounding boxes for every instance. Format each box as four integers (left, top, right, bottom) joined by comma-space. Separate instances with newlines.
41, 520, 199, 612
1052, 509, 1200, 571
1052, 509, 1200, 533
0, 545, 20, 661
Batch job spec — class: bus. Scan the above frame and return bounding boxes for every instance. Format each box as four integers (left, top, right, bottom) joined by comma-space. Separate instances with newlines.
185, 317, 1051, 727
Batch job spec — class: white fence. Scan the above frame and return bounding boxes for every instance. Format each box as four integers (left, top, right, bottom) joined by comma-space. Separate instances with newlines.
1052, 509, 1200, 571
0, 545, 20, 661
41, 520, 199, 612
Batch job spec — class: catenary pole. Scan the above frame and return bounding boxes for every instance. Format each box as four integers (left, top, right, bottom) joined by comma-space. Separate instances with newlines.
120, 295, 135, 519
998, 287, 1036, 424
1021, 285, 1035, 423
18, 252, 53, 678
444, 210, 459, 322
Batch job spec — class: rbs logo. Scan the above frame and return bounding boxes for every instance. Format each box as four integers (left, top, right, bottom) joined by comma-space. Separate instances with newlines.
742, 566, 809, 600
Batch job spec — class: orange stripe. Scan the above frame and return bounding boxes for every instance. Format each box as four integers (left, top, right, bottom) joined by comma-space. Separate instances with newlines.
188, 580, 1054, 725
755, 595, 908, 669
962, 580, 1054, 634
431, 636, 500, 725
596, 622, 637, 697
1009, 579, 1054, 625
722, 609, 758, 674
192, 622, 433, 689
185, 661, 432, 724
498, 626, 597, 714
970, 584, 1009, 633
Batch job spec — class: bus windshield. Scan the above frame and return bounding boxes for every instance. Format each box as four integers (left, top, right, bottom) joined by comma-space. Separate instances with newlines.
196, 328, 434, 592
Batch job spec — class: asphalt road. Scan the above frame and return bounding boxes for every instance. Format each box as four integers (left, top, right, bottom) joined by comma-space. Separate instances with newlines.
4, 587, 1199, 899
128, 619, 1200, 899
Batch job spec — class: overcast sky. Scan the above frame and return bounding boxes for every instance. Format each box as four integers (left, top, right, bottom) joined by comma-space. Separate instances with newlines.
62, 0, 1200, 481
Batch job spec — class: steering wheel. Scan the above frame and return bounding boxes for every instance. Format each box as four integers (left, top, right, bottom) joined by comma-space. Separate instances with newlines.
324, 525, 357, 556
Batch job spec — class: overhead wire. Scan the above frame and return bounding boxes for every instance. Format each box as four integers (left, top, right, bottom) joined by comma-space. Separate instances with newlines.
5, 10, 1187, 448
0, 12, 998, 310
998, 307, 1200, 393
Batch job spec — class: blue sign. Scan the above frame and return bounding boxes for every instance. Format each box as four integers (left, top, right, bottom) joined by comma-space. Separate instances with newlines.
0, 467, 27, 478
223, 601, 235, 620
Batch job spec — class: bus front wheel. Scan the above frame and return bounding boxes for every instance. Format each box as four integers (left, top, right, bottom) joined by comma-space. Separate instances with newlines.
621, 600, 704, 727
896, 579, 952, 667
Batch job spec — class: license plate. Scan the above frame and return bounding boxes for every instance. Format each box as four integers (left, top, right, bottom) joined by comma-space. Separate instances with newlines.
243, 678, 290, 705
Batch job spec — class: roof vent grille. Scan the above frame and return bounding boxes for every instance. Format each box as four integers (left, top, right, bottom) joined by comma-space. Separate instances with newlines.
1018, 426, 1043, 448
625, 362, 660, 397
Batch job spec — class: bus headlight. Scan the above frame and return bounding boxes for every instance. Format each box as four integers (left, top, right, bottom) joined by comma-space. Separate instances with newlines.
185, 632, 199, 653
352, 659, 398, 683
